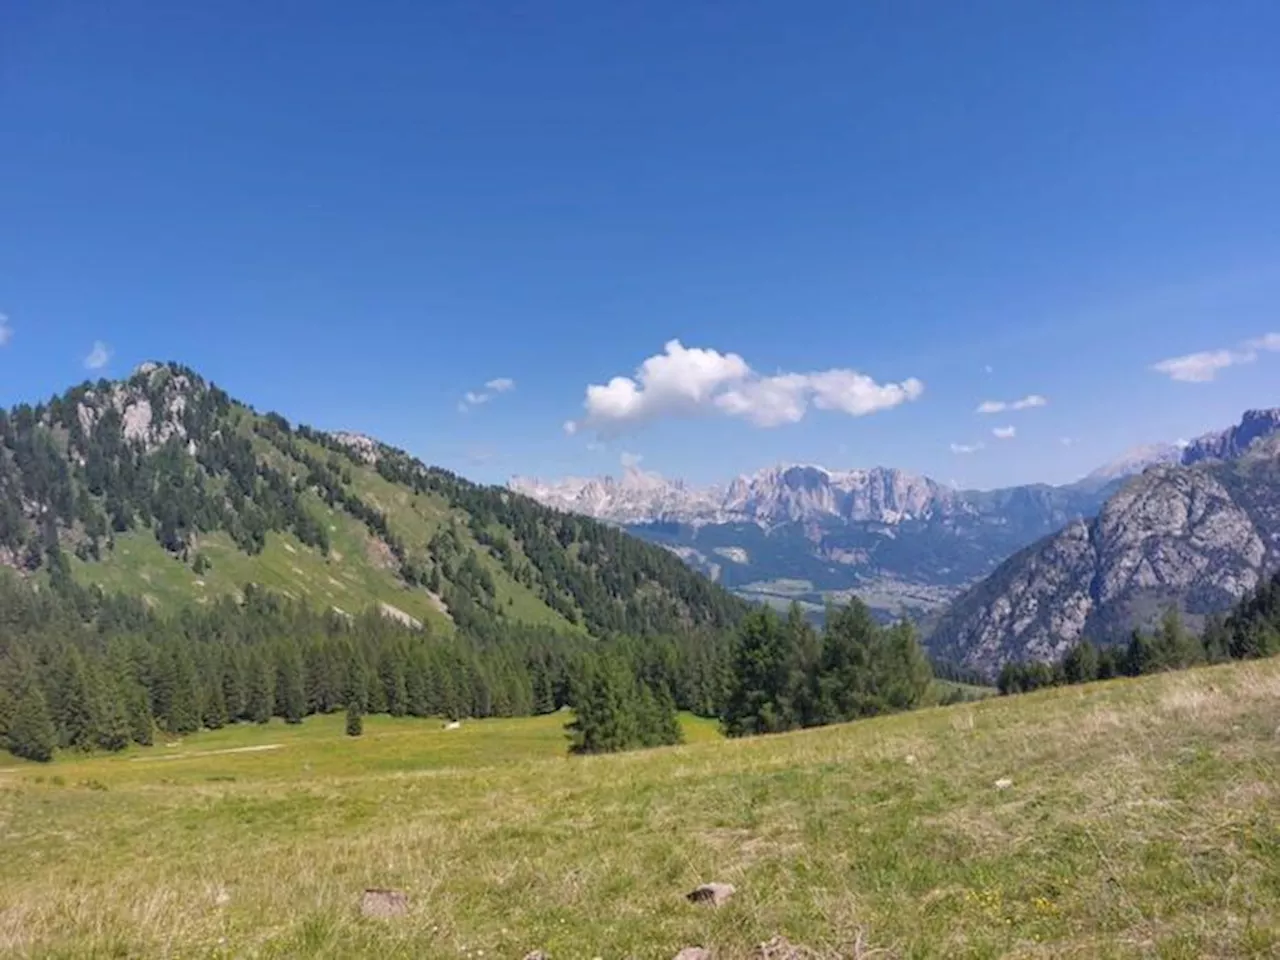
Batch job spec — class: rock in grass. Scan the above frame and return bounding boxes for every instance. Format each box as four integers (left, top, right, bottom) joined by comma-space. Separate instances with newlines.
756, 935, 815, 959
523, 952, 550, 960
686, 882, 735, 907
674, 948, 712, 960
360, 888, 408, 918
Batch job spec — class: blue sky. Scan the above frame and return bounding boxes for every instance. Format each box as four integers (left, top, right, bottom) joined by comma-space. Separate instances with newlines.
3, 1, 1279, 490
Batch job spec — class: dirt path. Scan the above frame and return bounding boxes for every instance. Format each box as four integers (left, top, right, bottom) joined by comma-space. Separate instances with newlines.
129, 744, 284, 763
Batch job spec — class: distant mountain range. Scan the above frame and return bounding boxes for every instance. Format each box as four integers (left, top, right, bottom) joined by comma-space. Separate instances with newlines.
512, 410, 1280, 627
931, 409, 1280, 676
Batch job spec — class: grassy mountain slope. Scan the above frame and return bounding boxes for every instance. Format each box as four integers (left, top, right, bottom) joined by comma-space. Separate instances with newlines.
0, 363, 742, 637
2, 658, 1276, 957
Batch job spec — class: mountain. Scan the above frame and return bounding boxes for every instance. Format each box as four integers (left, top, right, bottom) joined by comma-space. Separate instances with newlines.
929, 410, 1280, 676
513, 464, 1119, 619
0, 363, 742, 638
1076, 442, 1184, 492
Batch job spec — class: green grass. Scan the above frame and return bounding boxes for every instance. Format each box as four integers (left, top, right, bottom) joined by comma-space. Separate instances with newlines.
2, 660, 1278, 958
72, 516, 455, 632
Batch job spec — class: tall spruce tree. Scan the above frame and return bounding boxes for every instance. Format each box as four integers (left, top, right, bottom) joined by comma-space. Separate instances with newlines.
722, 609, 796, 737
566, 656, 639, 755
345, 694, 363, 737
246, 651, 274, 724
8, 683, 57, 762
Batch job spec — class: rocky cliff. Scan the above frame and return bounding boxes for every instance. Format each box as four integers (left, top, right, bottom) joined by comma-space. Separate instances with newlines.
929, 426, 1280, 676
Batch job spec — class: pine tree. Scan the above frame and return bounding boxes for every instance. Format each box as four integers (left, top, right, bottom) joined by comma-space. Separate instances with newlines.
125, 682, 154, 745
1062, 640, 1100, 684
566, 656, 639, 755
815, 599, 879, 723
276, 647, 307, 724
7, 684, 57, 762
636, 682, 682, 747
246, 651, 274, 724
379, 646, 408, 717
50, 648, 95, 749
722, 609, 794, 736
93, 671, 132, 752
202, 672, 228, 730
345, 695, 363, 737
166, 645, 201, 733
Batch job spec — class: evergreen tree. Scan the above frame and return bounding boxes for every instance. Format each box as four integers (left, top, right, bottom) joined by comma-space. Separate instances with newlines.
1062, 639, 1100, 684
636, 682, 682, 747
345, 695, 363, 737
814, 599, 880, 723
379, 646, 408, 717
202, 672, 228, 730
246, 651, 274, 724
722, 609, 795, 736
566, 656, 639, 755
93, 671, 132, 752
50, 648, 95, 749
166, 645, 201, 733
7, 684, 57, 762
125, 682, 154, 745
276, 647, 307, 724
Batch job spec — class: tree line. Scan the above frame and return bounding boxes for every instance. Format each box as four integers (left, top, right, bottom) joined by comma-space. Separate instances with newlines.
0, 568, 728, 762
997, 572, 1280, 695
1, 560, 942, 761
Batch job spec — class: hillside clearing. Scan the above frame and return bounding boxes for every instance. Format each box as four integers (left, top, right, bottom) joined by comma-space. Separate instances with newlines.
1, 662, 1278, 958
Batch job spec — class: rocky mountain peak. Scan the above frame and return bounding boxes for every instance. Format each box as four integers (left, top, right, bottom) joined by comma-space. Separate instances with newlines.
1181, 408, 1280, 465
76, 362, 210, 454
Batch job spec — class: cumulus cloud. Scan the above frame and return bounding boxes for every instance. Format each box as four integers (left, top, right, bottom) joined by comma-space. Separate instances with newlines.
566, 340, 923, 436
949, 441, 984, 455
84, 341, 111, 370
619, 451, 644, 469
458, 376, 517, 412
975, 394, 1047, 414
1151, 332, 1280, 383
992, 425, 1016, 440
0, 313, 12, 347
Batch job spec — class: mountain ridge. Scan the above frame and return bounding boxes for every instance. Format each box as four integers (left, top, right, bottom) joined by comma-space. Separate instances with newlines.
0, 363, 743, 639
928, 413, 1280, 676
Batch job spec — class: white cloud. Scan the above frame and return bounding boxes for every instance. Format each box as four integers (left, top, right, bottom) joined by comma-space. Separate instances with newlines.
459, 376, 517, 411
1151, 348, 1252, 383
975, 394, 1047, 414
84, 341, 111, 370
1245, 332, 1280, 352
949, 441, 984, 454
0, 313, 11, 347
992, 425, 1016, 440
1060, 437, 1074, 447
619, 451, 644, 469
983, 364, 994, 374
566, 339, 923, 436
1151, 332, 1280, 383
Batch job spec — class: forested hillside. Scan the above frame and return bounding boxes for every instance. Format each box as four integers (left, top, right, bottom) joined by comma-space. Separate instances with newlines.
0, 363, 743, 639
0, 571, 732, 762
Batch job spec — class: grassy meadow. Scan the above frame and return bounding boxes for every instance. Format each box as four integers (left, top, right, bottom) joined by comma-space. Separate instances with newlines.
2, 660, 1278, 958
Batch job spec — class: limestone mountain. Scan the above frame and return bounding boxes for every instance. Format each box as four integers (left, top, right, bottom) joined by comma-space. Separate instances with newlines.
513, 464, 1118, 619
928, 411, 1280, 677
0, 363, 742, 637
